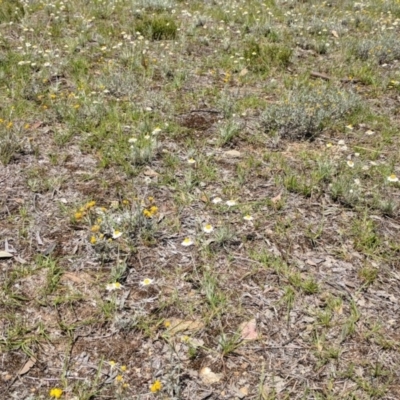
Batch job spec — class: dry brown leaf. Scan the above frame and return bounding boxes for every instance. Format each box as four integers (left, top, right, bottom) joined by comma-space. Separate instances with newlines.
270, 192, 282, 204
62, 272, 93, 284
240, 319, 258, 341
143, 167, 159, 177
331, 30, 339, 38
166, 318, 204, 335
239, 68, 249, 77
18, 358, 36, 376
199, 367, 222, 384
0, 251, 13, 259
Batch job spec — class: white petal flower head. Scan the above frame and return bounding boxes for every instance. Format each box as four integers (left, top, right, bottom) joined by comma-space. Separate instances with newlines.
152, 127, 162, 135
106, 282, 122, 291
128, 137, 137, 143
243, 214, 254, 221
212, 197, 222, 204
140, 278, 154, 286
181, 237, 194, 247
365, 130, 375, 136
187, 158, 196, 164
203, 224, 214, 233
112, 230, 123, 239
347, 160, 354, 168
338, 139, 346, 145
226, 200, 237, 207
387, 174, 399, 183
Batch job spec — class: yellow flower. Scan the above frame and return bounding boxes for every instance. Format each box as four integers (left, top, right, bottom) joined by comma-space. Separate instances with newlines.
150, 380, 162, 393
148, 196, 154, 202
143, 209, 152, 218
6, 122, 13, 129
122, 199, 130, 205
120, 365, 127, 372
164, 320, 171, 328
150, 206, 158, 213
86, 200, 96, 209
74, 212, 83, 220
109, 360, 116, 368
115, 375, 123, 382
91, 225, 100, 233
90, 236, 97, 244
49, 388, 63, 398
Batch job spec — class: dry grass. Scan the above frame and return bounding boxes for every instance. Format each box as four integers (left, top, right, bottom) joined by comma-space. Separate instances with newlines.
1, 0, 400, 399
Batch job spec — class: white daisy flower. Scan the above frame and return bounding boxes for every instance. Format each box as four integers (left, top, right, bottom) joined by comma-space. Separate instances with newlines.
387, 174, 399, 182
347, 160, 354, 168
187, 158, 196, 164
203, 224, 214, 233
112, 230, 123, 239
226, 200, 237, 207
140, 278, 154, 286
243, 214, 253, 221
152, 127, 162, 135
128, 137, 137, 143
365, 130, 375, 135
212, 197, 222, 204
181, 237, 194, 247
106, 282, 122, 291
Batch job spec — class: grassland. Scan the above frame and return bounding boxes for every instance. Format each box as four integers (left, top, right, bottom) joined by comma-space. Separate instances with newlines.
1, 0, 400, 399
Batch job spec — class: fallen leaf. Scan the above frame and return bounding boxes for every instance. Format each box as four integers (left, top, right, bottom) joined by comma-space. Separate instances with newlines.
166, 318, 204, 335
223, 150, 242, 158
143, 167, 159, 177
270, 192, 282, 204
331, 30, 339, 38
239, 68, 248, 77
0, 251, 13, 259
18, 357, 36, 376
199, 367, 222, 384
240, 319, 258, 340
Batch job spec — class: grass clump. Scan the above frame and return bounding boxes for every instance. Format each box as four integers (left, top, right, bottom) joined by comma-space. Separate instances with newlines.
135, 14, 178, 40
0, 0, 24, 23
262, 83, 360, 140
243, 38, 292, 73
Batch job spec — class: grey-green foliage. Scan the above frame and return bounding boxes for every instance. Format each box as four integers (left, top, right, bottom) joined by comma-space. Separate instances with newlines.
134, 0, 176, 12
353, 34, 400, 64
262, 84, 360, 140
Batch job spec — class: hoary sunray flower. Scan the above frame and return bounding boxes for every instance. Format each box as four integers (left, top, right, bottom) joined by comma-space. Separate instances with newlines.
347, 160, 354, 168
188, 158, 196, 164
203, 224, 214, 233
181, 237, 194, 247
243, 214, 253, 221
112, 230, 123, 239
226, 200, 236, 207
140, 278, 154, 286
387, 174, 399, 182
152, 127, 162, 135
212, 197, 222, 204
106, 282, 122, 291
